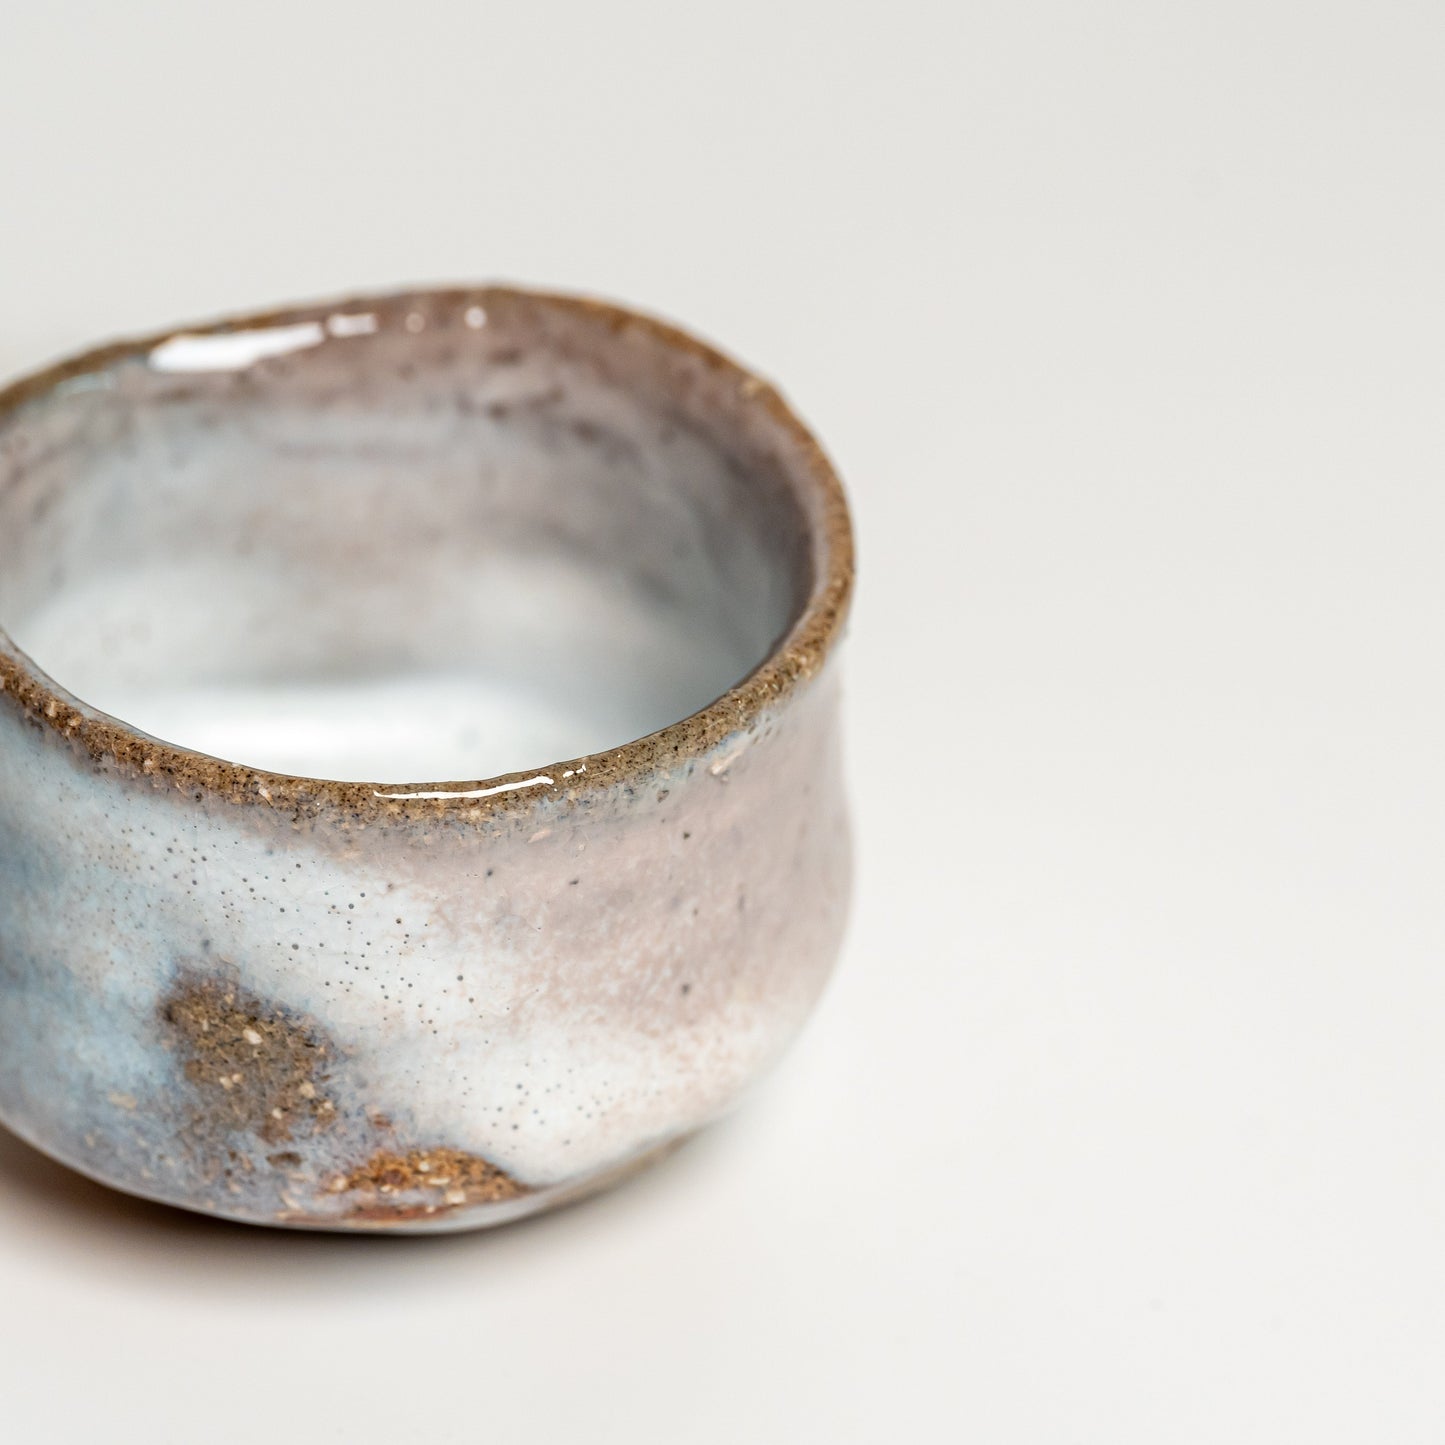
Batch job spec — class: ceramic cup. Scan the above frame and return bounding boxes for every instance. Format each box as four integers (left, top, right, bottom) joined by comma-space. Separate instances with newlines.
0, 287, 854, 1231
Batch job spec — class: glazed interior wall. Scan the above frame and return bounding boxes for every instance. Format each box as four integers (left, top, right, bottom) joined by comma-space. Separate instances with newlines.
0, 312, 811, 779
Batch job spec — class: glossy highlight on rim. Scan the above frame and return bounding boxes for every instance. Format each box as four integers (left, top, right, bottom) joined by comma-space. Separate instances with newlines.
0, 285, 854, 820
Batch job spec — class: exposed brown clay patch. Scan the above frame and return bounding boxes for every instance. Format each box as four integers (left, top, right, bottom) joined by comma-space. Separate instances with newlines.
160, 971, 336, 1147
327, 1146, 528, 1219
159, 973, 527, 1223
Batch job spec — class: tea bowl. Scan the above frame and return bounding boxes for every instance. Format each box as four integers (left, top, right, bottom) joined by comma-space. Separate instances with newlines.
0, 286, 854, 1231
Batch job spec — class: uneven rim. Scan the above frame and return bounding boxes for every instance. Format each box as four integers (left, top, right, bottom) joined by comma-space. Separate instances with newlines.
0, 284, 854, 822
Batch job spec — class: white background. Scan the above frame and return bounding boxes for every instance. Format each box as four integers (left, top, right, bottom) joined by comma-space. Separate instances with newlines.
3, 3, 1444, 1440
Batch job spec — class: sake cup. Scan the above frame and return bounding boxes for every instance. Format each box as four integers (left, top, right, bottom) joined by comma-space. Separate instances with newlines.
0, 286, 853, 1231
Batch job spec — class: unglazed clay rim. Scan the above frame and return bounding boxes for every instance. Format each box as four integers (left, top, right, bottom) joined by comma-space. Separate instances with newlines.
0, 285, 853, 820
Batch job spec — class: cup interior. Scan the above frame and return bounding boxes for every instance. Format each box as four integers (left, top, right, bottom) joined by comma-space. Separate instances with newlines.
0, 293, 812, 782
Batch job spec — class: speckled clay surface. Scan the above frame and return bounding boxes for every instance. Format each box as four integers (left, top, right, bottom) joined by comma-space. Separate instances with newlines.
0, 287, 853, 1231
